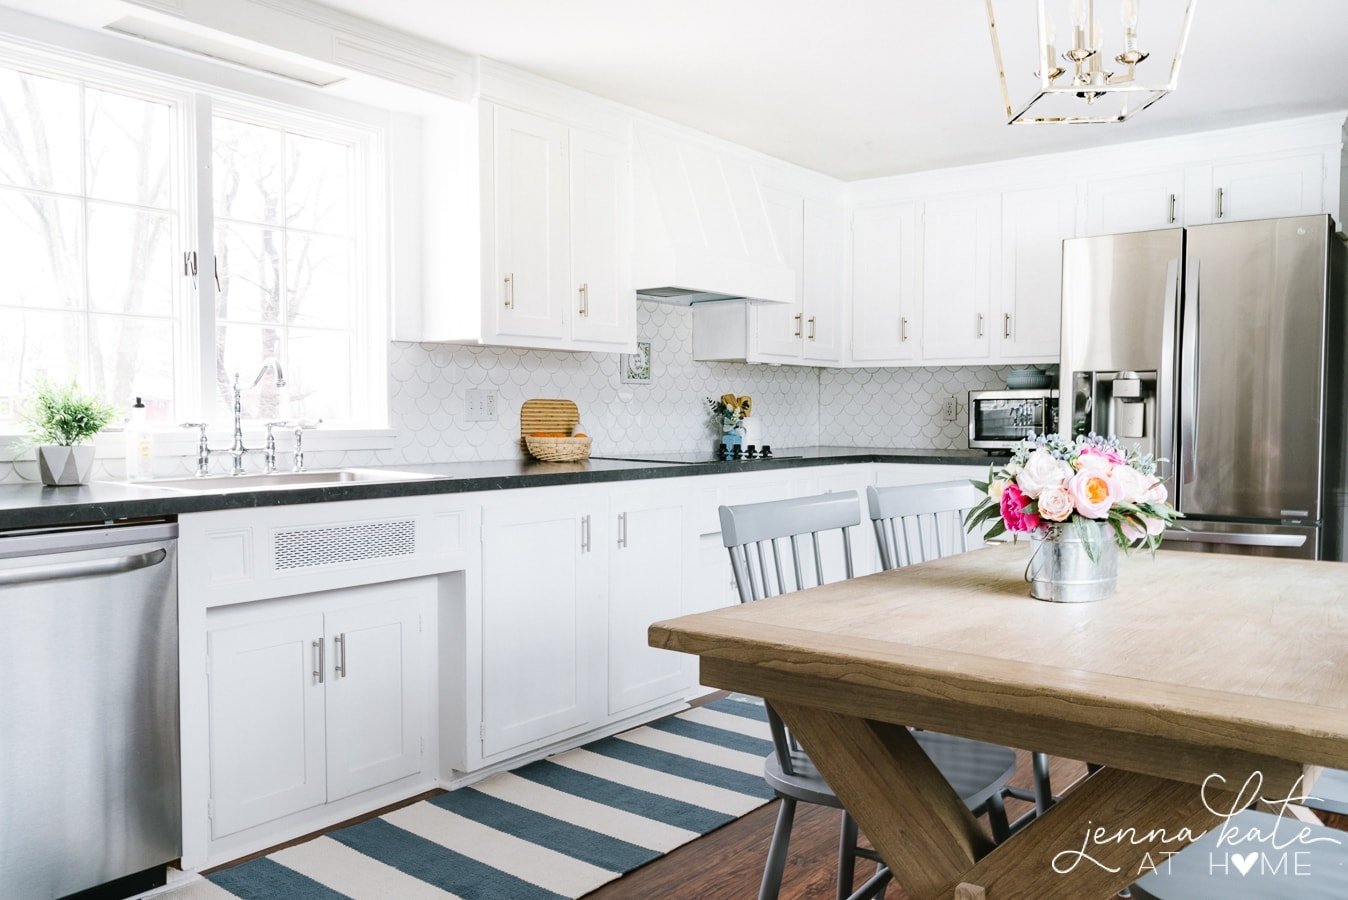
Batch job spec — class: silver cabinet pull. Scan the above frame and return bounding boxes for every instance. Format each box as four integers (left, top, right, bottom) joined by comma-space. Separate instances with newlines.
1003, 313, 1012, 339
900, 316, 908, 342
334, 633, 346, 678
578, 283, 589, 317
503, 273, 514, 308
807, 316, 816, 341
976, 313, 985, 338
1216, 187, 1225, 219
1168, 192, 1177, 224
792, 313, 802, 338
313, 638, 324, 684
581, 514, 591, 553
617, 511, 628, 549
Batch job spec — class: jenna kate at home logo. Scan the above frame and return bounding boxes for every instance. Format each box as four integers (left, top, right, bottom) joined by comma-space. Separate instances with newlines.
1051, 773, 1342, 879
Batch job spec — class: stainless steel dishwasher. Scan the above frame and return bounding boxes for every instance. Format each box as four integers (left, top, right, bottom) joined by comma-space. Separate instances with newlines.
0, 521, 180, 900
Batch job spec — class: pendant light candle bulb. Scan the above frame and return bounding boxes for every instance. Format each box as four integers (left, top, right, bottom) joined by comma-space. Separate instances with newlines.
1121, 0, 1139, 32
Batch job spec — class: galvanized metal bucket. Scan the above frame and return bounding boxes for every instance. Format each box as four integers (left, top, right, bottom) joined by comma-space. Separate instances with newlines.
1027, 523, 1119, 603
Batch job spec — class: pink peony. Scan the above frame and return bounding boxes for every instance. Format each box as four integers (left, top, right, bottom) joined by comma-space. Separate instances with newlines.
1068, 470, 1119, 519
1110, 464, 1152, 503
1000, 483, 1042, 533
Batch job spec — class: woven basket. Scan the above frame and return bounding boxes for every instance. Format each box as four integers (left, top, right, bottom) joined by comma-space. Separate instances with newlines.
524, 434, 593, 462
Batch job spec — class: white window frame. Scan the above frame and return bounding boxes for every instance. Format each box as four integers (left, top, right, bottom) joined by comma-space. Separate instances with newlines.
0, 27, 394, 454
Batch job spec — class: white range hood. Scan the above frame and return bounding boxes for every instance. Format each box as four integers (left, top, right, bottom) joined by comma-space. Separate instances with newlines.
633, 122, 793, 305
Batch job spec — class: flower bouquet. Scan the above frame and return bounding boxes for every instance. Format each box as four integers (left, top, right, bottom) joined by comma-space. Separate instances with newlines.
965, 434, 1183, 601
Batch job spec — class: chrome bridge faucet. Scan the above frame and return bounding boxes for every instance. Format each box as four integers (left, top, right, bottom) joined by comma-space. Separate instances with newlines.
180, 359, 291, 477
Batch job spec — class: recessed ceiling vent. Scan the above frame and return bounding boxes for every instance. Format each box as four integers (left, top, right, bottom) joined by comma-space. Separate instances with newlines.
105, 16, 347, 88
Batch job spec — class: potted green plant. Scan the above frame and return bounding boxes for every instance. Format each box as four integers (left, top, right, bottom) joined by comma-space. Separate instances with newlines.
19, 380, 118, 486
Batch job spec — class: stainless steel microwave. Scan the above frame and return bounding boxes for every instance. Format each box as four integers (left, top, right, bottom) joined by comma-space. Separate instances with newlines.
968, 389, 1059, 450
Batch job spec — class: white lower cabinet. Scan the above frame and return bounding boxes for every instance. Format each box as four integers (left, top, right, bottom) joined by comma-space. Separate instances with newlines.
480, 491, 606, 758
206, 580, 431, 839
608, 484, 696, 716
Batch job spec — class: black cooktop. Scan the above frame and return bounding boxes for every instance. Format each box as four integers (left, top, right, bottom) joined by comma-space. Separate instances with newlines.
592, 447, 801, 465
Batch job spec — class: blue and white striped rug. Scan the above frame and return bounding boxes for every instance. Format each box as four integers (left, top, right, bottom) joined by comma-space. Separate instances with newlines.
177, 698, 772, 899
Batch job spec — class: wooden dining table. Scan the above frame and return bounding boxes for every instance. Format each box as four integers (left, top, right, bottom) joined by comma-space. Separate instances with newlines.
648, 542, 1348, 899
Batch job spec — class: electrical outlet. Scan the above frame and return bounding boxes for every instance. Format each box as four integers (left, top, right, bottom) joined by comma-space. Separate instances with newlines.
465, 389, 498, 422
942, 395, 960, 423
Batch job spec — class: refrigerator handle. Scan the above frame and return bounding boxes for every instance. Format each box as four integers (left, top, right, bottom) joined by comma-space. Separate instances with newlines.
1157, 258, 1180, 483
1180, 259, 1201, 485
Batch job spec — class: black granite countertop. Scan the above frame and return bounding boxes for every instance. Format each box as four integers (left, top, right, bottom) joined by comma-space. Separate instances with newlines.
0, 446, 1007, 531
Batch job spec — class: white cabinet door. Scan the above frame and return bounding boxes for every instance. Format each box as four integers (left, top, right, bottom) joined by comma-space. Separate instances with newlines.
481, 494, 605, 758
803, 200, 846, 364
1211, 153, 1324, 223
1083, 169, 1183, 235
921, 194, 998, 361
999, 185, 1075, 361
208, 612, 326, 838
569, 128, 634, 348
608, 486, 694, 716
324, 587, 427, 803
491, 105, 570, 343
852, 204, 919, 362
753, 187, 806, 362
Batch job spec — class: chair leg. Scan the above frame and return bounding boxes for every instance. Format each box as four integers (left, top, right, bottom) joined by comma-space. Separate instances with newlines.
1033, 751, 1054, 814
837, 811, 859, 900
759, 797, 797, 900
986, 790, 1012, 844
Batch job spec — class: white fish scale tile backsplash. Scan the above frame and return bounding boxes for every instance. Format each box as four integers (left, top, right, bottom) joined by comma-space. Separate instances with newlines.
0, 301, 1018, 483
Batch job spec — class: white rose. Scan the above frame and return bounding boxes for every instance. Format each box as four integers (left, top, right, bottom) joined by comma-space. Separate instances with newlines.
988, 479, 1007, 501
1146, 478, 1168, 504
1037, 486, 1074, 522
1110, 465, 1152, 504
1015, 449, 1072, 499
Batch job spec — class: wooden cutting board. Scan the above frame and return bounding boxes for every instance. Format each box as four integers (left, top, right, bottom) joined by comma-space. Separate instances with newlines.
520, 398, 580, 448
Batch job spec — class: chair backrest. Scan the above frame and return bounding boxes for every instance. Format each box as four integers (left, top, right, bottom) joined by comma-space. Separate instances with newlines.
866, 480, 987, 570
719, 491, 861, 604
719, 491, 862, 777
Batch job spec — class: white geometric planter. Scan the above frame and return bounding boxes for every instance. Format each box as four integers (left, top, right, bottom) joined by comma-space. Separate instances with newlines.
36, 444, 96, 486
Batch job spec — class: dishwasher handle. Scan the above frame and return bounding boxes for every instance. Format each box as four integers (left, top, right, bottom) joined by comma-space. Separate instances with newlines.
0, 548, 168, 587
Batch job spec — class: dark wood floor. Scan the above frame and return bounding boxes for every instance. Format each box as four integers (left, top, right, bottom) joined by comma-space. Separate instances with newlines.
588, 753, 1348, 900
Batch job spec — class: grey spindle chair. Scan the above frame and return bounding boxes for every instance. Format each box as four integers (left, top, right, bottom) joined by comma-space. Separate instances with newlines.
866, 481, 1056, 821
720, 491, 1018, 900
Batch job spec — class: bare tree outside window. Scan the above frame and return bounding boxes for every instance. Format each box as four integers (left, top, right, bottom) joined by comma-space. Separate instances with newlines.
213, 115, 355, 424
0, 67, 176, 424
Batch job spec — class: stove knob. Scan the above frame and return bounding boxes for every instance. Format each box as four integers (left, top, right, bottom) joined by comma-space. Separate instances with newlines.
745, 444, 757, 458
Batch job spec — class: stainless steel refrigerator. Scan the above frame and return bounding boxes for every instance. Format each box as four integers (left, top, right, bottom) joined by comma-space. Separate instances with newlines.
1059, 214, 1348, 560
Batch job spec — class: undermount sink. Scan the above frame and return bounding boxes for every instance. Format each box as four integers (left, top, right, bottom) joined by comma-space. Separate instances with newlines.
138, 468, 441, 493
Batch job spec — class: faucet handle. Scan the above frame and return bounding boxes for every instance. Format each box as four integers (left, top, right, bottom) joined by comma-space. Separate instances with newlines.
264, 420, 292, 435
179, 422, 208, 436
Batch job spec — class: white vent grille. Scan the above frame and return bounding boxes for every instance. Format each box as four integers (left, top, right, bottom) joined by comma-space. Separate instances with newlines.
273, 520, 416, 571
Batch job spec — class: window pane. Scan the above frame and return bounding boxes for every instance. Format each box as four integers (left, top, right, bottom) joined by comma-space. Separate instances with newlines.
286, 133, 349, 234
216, 222, 281, 323
88, 315, 175, 418
0, 67, 80, 194
287, 328, 351, 422
286, 233, 349, 327
88, 204, 174, 316
0, 190, 82, 309
215, 323, 286, 420
85, 88, 172, 209
213, 117, 282, 225
0, 308, 86, 424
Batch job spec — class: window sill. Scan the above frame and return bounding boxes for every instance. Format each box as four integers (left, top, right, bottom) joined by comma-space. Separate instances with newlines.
2, 427, 399, 461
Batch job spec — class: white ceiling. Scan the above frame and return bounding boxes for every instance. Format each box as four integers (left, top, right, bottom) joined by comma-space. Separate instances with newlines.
243, 2, 1348, 179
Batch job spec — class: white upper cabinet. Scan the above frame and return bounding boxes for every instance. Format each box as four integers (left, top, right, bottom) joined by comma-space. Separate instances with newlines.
851, 204, 920, 362
999, 185, 1076, 360
802, 200, 846, 364
474, 103, 636, 351
920, 194, 999, 362
1206, 153, 1325, 224
753, 186, 808, 361
491, 105, 571, 343
1083, 169, 1184, 236
569, 128, 635, 347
